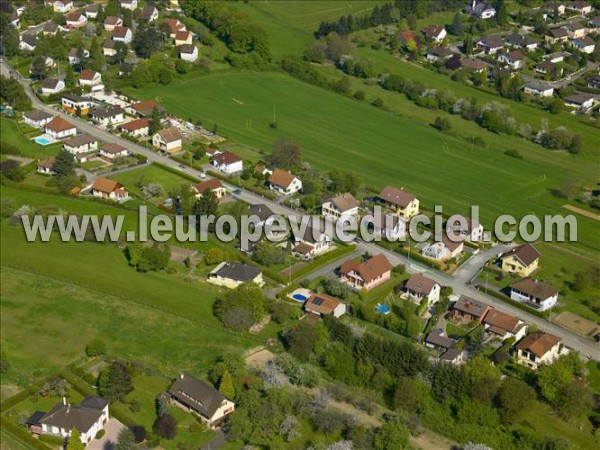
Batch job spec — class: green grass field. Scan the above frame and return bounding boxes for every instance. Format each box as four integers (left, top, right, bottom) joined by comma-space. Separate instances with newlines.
109, 164, 194, 203
0, 118, 61, 160
128, 72, 598, 254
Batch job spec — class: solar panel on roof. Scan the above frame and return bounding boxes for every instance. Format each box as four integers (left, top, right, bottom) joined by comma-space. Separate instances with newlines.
312, 297, 324, 306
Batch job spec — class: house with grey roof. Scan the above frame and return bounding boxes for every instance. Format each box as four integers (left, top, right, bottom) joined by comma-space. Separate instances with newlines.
207, 261, 264, 288
167, 374, 235, 428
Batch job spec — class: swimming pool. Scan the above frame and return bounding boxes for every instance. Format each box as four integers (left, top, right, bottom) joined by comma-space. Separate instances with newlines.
375, 304, 390, 314
292, 294, 307, 302
33, 136, 52, 146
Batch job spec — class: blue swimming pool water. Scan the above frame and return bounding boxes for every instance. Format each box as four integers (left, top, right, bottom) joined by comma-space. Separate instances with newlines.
375, 304, 390, 314
34, 136, 52, 145
292, 294, 307, 302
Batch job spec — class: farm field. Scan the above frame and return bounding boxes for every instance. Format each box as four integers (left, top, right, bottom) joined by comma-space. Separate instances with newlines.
129, 72, 599, 256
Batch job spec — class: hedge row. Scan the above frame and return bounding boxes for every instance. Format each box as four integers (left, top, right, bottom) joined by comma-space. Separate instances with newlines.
476, 286, 546, 319
396, 246, 444, 271
0, 416, 52, 450
291, 244, 355, 281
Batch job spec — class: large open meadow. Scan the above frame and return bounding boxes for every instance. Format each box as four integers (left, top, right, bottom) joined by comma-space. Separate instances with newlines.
129, 72, 599, 257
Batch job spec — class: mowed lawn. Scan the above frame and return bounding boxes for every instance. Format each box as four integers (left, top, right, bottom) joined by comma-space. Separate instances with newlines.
0, 117, 61, 159
130, 72, 598, 254
109, 164, 194, 202
0, 226, 257, 398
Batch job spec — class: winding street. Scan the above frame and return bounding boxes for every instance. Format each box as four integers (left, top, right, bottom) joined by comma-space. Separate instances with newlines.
2, 59, 598, 361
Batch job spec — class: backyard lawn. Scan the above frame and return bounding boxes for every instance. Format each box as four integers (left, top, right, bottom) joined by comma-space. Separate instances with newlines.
0, 118, 61, 160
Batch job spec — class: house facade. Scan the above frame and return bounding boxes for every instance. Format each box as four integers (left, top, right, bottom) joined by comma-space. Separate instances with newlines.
37, 157, 55, 175
120, 118, 150, 137
193, 178, 226, 199
207, 262, 264, 288
499, 244, 540, 276
211, 151, 243, 174
61, 94, 94, 115
180, 44, 199, 62
379, 186, 419, 220
322, 193, 359, 222
483, 309, 527, 341
450, 296, 491, 323
100, 143, 128, 159
371, 211, 406, 240
510, 278, 558, 311
268, 169, 302, 195
27, 396, 108, 444
91, 107, 124, 126
90, 177, 129, 201
23, 110, 54, 128
44, 116, 77, 139
405, 273, 441, 307
167, 374, 234, 428
340, 254, 392, 290
152, 127, 183, 154
292, 225, 332, 259
64, 134, 98, 154
516, 331, 564, 370
304, 293, 346, 318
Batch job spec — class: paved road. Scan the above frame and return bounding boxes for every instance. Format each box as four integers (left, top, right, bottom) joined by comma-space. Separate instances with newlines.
452, 244, 511, 285
3, 59, 598, 361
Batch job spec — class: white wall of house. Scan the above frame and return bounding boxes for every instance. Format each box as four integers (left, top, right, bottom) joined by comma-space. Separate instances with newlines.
181, 48, 199, 62
270, 178, 302, 195
64, 141, 98, 154
213, 160, 243, 174
510, 289, 558, 311
46, 127, 77, 139
517, 343, 564, 370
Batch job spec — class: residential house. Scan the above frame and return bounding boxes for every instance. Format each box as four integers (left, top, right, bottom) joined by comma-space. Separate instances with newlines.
112, 26, 133, 44
563, 93, 595, 110
378, 186, 419, 220
516, 331, 563, 370
129, 100, 162, 117
42, 22, 59, 36
523, 82, 554, 97
103, 39, 118, 57
7, 12, 19, 28
193, 178, 226, 199
104, 16, 123, 32
164, 18, 186, 38
175, 30, 193, 46
304, 293, 346, 318
44, 116, 77, 139
65, 12, 87, 28
465, 1, 496, 19
339, 254, 392, 290
152, 127, 183, 154
100, 143, 128, 159
587, 75, 600, 88
421, 24, 447, 42
84, 3, 98, 19
19, 35, 37, 52
29, 56, 55, 75
477, 36, 505, 54
207, 261, 264, 288
140, 5, 159, 22
499, 244, 540, 276
91, 107, 124, 126
79, 69, 102, 88
292, 225, 333, 259
425, 328, 455, 352
439, 348, 465, 365
64, 134, 98, 154
542, 2, 566, 16
545, 27, 569, 44
422, 237, 463, 261
483, 309, 527, 341
498, 50, 526, 70
167, 374, 234, 428
426, 46, 453, 63
572, 36, 596, 53
119, 62, 136, 77
562, 22, 587, 39
22, 110, 54, 128
322, 193, 359, 222
405, 273, 441, 307
68, 47, 89, 65
211, 151, 243, 174
545, 51, 566, 63
450, 296, 491, 323
180, 44, 199, 62
588, 17, 600, 33
534, 61, 563, 78
459, 56, 488, 72
90, 177, 129, 201
120, 118, 150, 137
268, 169, 302, 195
120, 0, 138, 10
44, 0, 73, 13
510, 278, 559, 311
504, 34, 539, 51
27, 396, 108, 444
37, 157, 55, 175
398, 30, 422, 48
61, 94, 94, 115
447, 215, 484, 242
41, 78, 65, 95
248, 204, 276, 227
371, 210, 406, 240
566, 1, 593, 15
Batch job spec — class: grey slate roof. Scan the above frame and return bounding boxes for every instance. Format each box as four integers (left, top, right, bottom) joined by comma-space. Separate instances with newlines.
213, 262, 261, 281
168, 374, 229, 419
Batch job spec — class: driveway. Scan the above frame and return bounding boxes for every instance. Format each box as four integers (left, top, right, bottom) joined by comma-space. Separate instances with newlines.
86, 419, 125, 450
452, 243, 511, 285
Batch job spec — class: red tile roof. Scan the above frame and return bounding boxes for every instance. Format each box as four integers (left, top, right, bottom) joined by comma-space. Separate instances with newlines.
45, 116, 75, 132
340, 254, 392, 283
516, 331, 560, 358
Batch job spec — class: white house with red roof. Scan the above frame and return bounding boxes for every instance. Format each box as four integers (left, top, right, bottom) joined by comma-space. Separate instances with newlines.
211, 151, 243, 174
